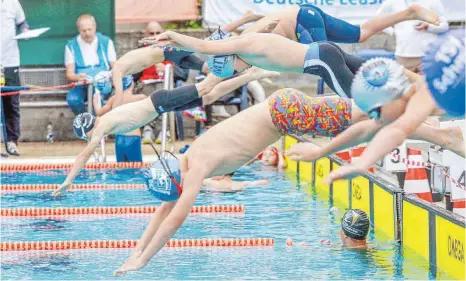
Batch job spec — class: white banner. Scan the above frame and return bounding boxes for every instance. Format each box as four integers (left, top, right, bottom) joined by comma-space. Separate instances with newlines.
204, 0, 465, 28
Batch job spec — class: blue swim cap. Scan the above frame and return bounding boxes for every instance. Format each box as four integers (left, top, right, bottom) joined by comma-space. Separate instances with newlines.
206, 28, 236, 79
143, 158, 182, 202
94, 71, 133, 95
423, 29, 465, 117
72, 113, 96, 140
351, 58, 411, 115
207, 55, 237, 79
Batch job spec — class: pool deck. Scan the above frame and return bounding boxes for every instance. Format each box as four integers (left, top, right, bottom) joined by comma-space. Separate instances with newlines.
0, 140, 193, 164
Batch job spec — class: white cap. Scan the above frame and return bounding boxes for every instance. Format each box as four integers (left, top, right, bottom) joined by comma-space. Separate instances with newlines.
351, 58, 411, 114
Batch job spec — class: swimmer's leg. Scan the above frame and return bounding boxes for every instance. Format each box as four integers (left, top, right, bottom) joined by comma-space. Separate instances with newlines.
325, 42, 365, 74
203, 67, 280, 105
359, 4, 440, 42
304, 42, 355, 98
409, 124, 465, 157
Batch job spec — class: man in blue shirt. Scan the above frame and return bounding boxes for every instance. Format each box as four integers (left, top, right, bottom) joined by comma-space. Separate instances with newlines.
64, 14, 116, 115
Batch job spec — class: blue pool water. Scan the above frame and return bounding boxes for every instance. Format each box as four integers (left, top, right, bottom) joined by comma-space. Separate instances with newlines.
0, 167, 452, 280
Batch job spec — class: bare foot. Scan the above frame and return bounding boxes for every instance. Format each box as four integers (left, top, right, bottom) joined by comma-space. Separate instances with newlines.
445, 126, 465, 157
409, 4, 440, 25
244, 9, 265, 21
248, 67, 280, 81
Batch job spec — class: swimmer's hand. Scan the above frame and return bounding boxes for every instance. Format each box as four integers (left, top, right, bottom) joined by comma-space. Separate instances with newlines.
51, 183, 71, 197
113, 257, 147, 277
285, 143, 323, 162
324, 164, 367, 184
140, 31, 179, 48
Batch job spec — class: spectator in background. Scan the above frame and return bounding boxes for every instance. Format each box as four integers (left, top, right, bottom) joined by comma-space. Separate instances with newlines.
377, 0, 449, 73
132, 21, 190, 144
1, 0, 30, 156
65, 14, 117, 115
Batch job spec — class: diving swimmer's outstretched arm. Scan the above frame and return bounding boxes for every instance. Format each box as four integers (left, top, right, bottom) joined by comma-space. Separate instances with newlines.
114, 167, 209, 276
52, 125, 108, 196
152, 31, 249, 55
112, 47, 165, 107
52, 98, 160, 196
324, 87, 438, 184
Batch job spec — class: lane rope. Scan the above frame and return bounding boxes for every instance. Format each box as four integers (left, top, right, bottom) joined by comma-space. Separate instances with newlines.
1, 205, 245, 217
1, 162, 151, 172
1, 184, 146, 193
1, 238, 275, 251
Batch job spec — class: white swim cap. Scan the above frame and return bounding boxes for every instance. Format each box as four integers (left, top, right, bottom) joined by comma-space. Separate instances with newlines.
351, 58, 411, 118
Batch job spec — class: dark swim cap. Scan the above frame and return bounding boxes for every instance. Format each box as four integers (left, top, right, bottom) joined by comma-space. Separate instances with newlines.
341, 209, 370, 240
73, 113, 96, 140
143, 158, 182, 202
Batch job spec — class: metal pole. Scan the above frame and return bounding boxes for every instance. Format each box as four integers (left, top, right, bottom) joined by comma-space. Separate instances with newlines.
87, 82, 100, 162
87, 81, 93, 113
161, 64, 172, 157
168, 69, 176, 145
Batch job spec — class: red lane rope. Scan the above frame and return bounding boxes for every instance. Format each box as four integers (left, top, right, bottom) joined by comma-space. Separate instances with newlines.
1, 238, 274, 251
1, 162, 151, 172
1, 184, 146, 193
0, 81, 89, 97
1, 205, 245, 217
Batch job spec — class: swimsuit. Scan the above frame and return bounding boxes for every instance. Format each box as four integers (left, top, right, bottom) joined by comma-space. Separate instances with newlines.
303, 42, 365, 98
296, 4, 361, 44
163, 47, 205, 72
268, 88, 352, 137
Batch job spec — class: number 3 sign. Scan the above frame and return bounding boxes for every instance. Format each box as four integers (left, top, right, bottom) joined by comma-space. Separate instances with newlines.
383, 142, 408, 171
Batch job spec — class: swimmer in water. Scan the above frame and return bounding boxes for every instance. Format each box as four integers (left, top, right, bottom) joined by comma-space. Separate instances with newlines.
288, 209, 370, 249
107, 88, 460, 276
286, 33, 465, 183
245, 146, 287, 169
202, 173, 269, 193
52, 66, 279, 197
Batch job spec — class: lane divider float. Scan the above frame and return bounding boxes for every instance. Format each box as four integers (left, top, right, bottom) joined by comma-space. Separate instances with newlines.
1, 205, 245, 217
1, 238, 274, 251
1, 184, 146, 193
1, 162, 151, 172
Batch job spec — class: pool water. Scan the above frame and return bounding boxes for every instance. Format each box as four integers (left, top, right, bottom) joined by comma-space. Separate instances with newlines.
0, 166, 453, 280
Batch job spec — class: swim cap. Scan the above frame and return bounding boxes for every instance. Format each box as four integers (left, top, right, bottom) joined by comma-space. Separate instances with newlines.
341, 209, 370, 240
206, 28, 236, 79
72, 113, 96, 140
351, 58, 411, 117
94, 71, 133, 95
423, 29, 465, 117
143, 158, 182, 202
207, 55, 237, 79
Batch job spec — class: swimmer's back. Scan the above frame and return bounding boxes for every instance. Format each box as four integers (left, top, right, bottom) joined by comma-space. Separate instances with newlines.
185, 101, 281, 177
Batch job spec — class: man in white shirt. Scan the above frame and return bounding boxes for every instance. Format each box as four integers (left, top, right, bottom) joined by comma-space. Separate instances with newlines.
1, 0, 30, 156
377, 0, 449, 73
65, 14, 116, 115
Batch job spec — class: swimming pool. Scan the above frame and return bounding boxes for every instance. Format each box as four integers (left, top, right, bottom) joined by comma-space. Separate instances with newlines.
0, 166, 454, 280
